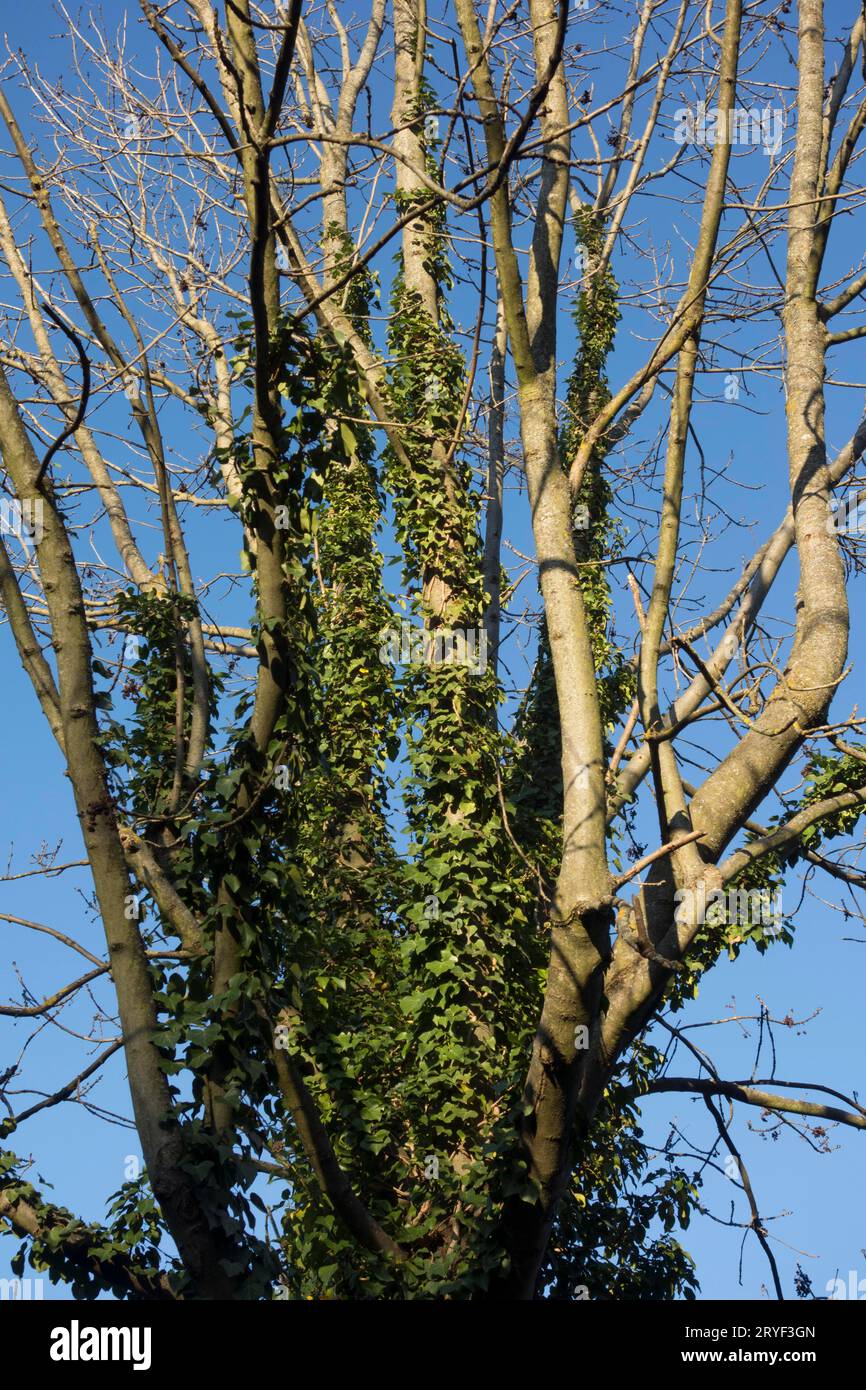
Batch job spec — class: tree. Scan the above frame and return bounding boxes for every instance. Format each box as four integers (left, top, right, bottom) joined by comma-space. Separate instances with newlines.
0, 0, 865, 1301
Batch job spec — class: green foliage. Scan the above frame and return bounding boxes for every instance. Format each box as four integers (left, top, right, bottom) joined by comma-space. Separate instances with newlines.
4, 193, 714, 1306
673, 747, 866, 998
0, 1150, 170, 1300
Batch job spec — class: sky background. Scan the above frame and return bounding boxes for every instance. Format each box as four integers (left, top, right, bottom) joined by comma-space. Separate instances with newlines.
0, 0, 864, 1302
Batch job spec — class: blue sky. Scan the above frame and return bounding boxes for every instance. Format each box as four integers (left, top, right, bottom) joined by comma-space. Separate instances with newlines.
0, 1, 864, 1301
